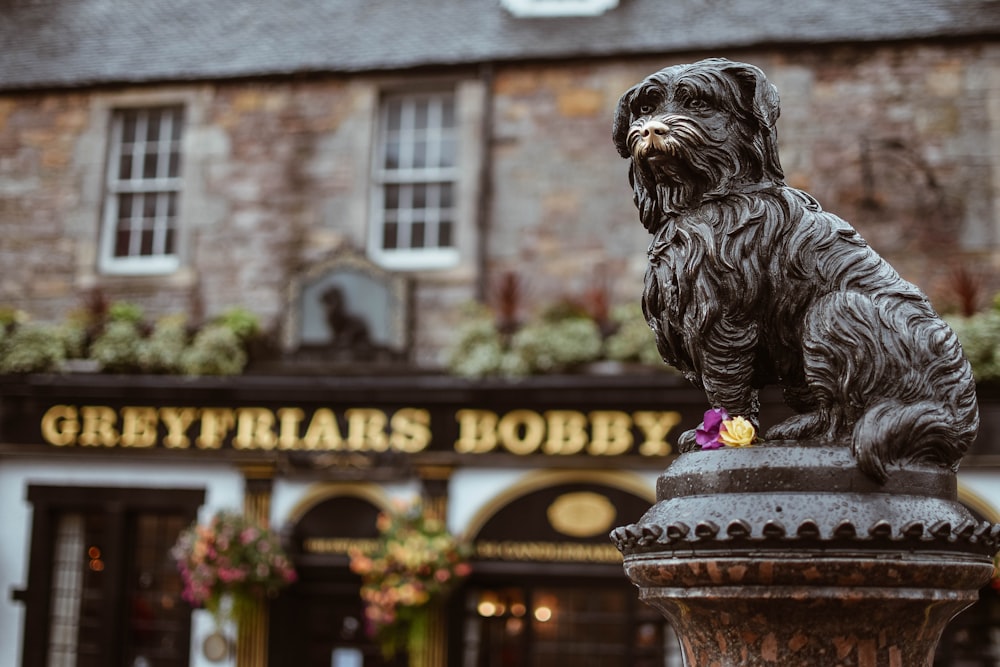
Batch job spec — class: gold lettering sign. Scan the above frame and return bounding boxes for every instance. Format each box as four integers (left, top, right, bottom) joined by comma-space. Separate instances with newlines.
37, 404, 680, 457
39, 405, 431, 455
475, 540, 623, 563
453, 408, 681, 456
303, 537, 380, 555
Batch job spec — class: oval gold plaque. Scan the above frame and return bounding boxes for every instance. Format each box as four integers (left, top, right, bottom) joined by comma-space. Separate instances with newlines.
203, 631, 231, 662
546, 491, 617, 538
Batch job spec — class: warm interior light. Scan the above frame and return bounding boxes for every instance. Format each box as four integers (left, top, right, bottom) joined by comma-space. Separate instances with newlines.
477, 600, 497, 617
510, 602, 526, 617
533, 605, 552, 622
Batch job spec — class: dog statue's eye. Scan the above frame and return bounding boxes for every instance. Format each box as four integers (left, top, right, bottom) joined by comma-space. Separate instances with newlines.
633, 89, 662, 116
684, 97, 710, 111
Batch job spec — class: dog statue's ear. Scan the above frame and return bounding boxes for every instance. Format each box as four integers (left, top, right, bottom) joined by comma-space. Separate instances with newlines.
722, 61, 780, 130
612, 83, 641, 158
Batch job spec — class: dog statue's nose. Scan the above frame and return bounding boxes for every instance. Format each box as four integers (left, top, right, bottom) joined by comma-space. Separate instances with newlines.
640, 120, 670, 138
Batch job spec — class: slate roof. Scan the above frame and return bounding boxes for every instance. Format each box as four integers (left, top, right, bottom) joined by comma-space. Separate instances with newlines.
1, 0, 997, 90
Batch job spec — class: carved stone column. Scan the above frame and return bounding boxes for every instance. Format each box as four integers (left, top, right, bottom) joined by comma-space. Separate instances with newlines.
612, 445, 999, 666
237, 463, 275, 667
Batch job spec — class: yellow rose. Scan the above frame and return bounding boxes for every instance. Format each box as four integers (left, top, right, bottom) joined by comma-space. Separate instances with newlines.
719, 416, 755, 447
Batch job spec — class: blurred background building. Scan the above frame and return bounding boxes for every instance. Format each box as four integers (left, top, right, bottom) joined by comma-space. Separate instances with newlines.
1, 0, 999, 665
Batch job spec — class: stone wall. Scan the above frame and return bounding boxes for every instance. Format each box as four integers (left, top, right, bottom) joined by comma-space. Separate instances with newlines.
0, 40, 997, 368
487, 43, 1000, 318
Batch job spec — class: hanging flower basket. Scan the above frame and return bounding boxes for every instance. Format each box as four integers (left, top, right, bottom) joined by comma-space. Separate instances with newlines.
171, 510, 297, 625
348, 500, 472, 658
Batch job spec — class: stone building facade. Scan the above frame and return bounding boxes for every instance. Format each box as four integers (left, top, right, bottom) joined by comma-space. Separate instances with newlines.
3, 40, 999, 365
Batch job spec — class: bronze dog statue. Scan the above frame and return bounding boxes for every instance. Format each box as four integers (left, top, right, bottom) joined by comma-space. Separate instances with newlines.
612, 58, 978, 482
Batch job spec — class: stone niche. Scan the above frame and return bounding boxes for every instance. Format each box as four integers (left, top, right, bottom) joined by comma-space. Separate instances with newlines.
282, 252, 410, 367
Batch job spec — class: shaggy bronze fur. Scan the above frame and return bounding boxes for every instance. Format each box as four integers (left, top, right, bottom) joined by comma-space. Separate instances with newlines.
612, 58, 978, 481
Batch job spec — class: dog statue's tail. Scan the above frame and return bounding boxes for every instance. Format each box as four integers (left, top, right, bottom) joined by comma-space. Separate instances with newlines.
849, 308, 979, 483
803, 290, 979, 483
852, 395, 978, 483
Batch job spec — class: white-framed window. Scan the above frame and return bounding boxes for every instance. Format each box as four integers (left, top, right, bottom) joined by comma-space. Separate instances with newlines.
99, 106, 184, 275
500, 0, 619, 17
369, 91, 460, 270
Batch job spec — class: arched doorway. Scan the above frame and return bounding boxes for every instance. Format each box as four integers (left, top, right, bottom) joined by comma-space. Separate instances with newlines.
269, 485, 404, 667
452, 472, 682, 667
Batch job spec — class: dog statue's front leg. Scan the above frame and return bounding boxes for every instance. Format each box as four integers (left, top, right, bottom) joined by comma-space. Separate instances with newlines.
676, 320, 761, 452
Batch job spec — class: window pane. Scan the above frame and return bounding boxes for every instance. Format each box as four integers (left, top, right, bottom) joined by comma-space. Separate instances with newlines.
75, 514, 107, 666
170, 109, 184, 141
412, 183, 427, 209
411, 221, 426, 248
440, 182, 454, 209
118, 193, 133, 219
441, 98, 456, 128
143, 152, 159, 179
439, 137, 457, 168
168, 151, 181, 178
383, 138, 400, 170
385, 99, 403, 131
412, 139, 428, 169
141, 228, 154, 256
164, 227, 176, 256
414, 99, 429, 130
142, 192, 157, 218
115, 229, 131, 257
383, 222, 398, 250
439, 220, 453, 248
124, 513, 191, 666
121, 111, 138, 143
384, 184, 400, 211
145, 110, 161, 142
118, 154, 133, 180
47, 514, 85, 666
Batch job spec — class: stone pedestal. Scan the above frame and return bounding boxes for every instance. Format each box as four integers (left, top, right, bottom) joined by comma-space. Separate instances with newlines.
611, 443, 999, 667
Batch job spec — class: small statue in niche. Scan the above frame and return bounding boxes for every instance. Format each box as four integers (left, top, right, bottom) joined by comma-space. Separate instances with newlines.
321, 286, 372, 352
612, 58, 978, 482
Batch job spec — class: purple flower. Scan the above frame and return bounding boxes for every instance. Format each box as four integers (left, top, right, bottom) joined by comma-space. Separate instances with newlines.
695, 408, 728, 450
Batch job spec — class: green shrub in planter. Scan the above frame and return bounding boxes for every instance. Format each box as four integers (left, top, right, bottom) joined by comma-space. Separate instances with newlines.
510, 316, 603, 373
139, 315, 189, 374
0, 323, 66, 373
180, 325, 247, 376
947, 311, 1000, 382
90, 320, 143, 373
446, 308, 508, 378
604, 304, 663, 366
107, 301, 144, 324
58, 320, 89, 360
213, 306, 260, 343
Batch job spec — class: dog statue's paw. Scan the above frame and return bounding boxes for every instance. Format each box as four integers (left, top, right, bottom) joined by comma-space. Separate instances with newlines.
765, 412, 826, 441
677, 428, 699, 453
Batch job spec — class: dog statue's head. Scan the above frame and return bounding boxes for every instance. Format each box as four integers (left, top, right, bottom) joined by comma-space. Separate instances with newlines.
613, 58, 785, 231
